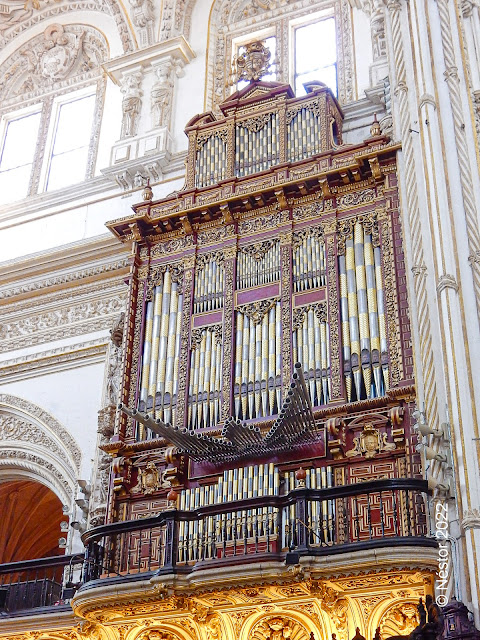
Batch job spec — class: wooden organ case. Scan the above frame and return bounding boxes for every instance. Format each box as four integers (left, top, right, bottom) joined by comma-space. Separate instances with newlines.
103, 73, 428, 576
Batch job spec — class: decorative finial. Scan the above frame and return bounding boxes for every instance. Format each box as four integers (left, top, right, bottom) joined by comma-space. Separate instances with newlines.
370, 113, 381, 137
142, 178, 153, 202
295, 467, 307, 487
233, 40, 272, 84
167, 488, 178, 509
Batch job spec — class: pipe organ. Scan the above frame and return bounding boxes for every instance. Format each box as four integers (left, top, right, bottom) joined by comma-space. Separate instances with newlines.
108, 71, 418, 553
95, 46, 434, 640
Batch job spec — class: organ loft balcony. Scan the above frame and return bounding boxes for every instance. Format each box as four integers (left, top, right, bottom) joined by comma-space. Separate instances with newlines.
0, 44, 440, 640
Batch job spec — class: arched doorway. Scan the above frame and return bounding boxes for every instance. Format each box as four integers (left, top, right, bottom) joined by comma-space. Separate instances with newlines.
0, 479, 68, 612
0, 479, 65, 563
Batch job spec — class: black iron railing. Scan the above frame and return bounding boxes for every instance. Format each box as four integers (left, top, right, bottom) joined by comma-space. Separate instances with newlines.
81, 478, 435, 584
0, 554, 84, 615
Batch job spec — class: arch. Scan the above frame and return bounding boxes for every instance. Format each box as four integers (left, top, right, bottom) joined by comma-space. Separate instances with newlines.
0, 479, 65, 561
240, 610, 326, 640
368, 598, 421, 639
0, 394, 80, 507
0, 1, 134, 55
0, 22, 110, 104
130, 624, 196, 640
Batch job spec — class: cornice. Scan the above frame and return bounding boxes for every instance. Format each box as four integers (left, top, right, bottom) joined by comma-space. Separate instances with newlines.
71, 546, 438, 621
0, 235, 129, 304
0, 338, 108, 383
0, 607, 77, 636
102, 36, 196, 82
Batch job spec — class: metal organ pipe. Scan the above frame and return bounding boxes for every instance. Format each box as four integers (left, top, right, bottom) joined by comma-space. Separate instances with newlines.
293, 228, 326, 293
188, 326, 223, 431
234, 302, 281, 421
339, 220, 388, 401
138, 268, 183, 434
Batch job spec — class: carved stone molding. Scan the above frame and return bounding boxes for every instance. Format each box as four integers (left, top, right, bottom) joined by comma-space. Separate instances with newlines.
411, 263, 427, 279
0, 24, 108, 103
461, 508, 480, 530
0, 294, 126, 352
0, 338, 108, 383
436, 274, 459, 294
206, 0, 354, 110
120, 70, 144, 139
0, 394, 81, 466
129, 0, 155, 47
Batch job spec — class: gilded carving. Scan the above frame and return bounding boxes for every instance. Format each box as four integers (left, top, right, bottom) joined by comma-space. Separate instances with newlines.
237, 298, 279, 325
281, 243, 292, 391
238, 210, 289, 234
380, 602, 420, 637
337, 189, 376, 210
346, 423, 396, 459
145, 264, 184, 302
126, 278, 144, 439
380, 216, 403, 385
175, 265, 194, 429
222, 254, 235, 421
292, 225, 324, 249
239, 239, 278, 260
232, 40, 272, 83
326, 235, 341, 399
196, 251, 225, 270
251, 617, 308, 640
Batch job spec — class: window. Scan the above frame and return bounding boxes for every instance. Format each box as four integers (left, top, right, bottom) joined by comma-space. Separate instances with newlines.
293, 18, 337, 97
0, 23, 107, 206
45, 93, 96, 192
0, 110, 41, 205
213, 1, 353, 110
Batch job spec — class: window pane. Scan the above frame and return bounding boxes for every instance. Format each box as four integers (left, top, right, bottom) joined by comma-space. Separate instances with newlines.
51, 94, 96, 155
47, 146, 89, 192
0, 111, 41, 171
295, 19, 337, 75
296, 65, 337, 97
46, 93, 96, 191
0, 165, 33, 204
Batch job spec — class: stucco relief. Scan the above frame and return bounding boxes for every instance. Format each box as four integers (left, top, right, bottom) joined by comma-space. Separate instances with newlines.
0, 0, 134, 53
0, 394, 81, 466
0, 395, 80, 504
0, 295, 125, 351
0, 23, 108, 101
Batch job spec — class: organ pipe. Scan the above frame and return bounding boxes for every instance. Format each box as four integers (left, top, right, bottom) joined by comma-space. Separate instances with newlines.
287, 107, 322, 163
188, 325, 223, 431
292, 227, 326, 292
194, 254, 225, 313
237, 241, 280, 290
283, 466, 334, 548
138, 268, 183, 431
339, 219, 388, 401
234, 301, 281, 420
293, 304, 330, 407
178, 464, 280, 563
